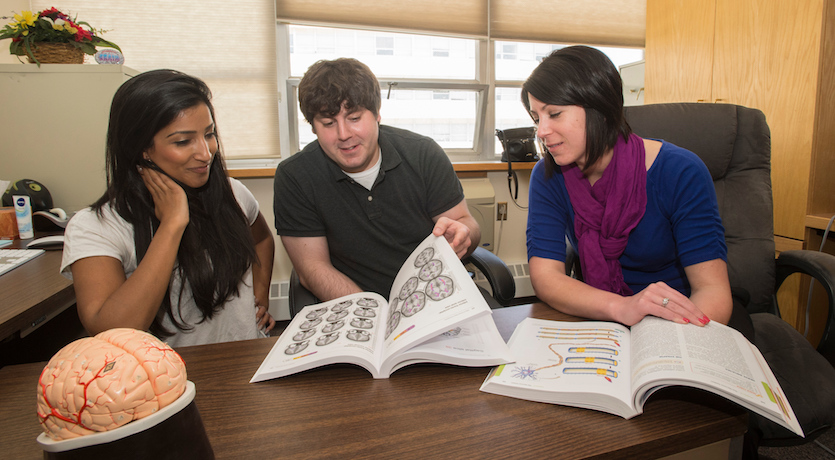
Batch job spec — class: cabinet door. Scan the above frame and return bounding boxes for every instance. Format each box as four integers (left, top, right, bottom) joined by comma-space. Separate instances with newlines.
713, 0, 823, 240
645, 0, 715, 104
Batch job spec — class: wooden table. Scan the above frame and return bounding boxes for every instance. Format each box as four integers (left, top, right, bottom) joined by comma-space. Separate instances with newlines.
0, 304, 747, 459
0, 238, 74, 341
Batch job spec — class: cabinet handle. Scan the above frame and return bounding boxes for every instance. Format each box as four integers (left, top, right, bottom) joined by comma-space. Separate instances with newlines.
697, 99, 706, 102
714, 98, 725, 103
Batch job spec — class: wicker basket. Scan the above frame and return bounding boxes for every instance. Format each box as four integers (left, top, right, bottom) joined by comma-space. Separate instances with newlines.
25, 43, 84, 64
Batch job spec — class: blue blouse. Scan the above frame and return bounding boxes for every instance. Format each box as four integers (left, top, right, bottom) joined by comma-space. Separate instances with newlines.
526, 141, 726, 295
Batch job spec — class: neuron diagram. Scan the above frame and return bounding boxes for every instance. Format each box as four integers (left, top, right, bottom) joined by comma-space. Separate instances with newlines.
510, 326, 622, 382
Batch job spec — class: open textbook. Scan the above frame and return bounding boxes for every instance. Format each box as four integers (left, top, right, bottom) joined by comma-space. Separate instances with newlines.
480, 316, 804, 437
251, 234, 513, 382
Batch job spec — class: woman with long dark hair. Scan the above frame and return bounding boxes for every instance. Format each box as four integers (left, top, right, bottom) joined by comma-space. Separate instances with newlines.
61, 69, 275, 346
524, 46, 733, 328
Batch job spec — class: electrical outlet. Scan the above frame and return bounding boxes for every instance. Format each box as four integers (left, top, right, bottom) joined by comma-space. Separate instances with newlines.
497, 202, 508, 221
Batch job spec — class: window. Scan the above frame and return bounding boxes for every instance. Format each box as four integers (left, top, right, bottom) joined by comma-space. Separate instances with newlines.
29, 0, 281, 163
280, 25, 644, 161
493, 41, 644, 153
284, 25, 484, 160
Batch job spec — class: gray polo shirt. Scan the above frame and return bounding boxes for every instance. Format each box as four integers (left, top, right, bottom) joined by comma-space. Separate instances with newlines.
274, 125, 464, 297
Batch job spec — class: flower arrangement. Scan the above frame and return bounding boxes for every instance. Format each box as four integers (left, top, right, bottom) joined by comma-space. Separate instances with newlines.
0, 7, 120, 65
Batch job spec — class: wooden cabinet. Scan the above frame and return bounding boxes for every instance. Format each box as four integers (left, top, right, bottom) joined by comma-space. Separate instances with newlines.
645, 0, 835, 337
646, 0, 835, 242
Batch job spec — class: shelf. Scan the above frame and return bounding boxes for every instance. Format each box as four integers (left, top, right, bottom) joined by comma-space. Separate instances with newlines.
228, 161, 537, 179
805, 213, 835, 231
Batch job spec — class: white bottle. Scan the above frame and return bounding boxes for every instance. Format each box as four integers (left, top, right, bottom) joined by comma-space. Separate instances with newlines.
13, 195, 35, 239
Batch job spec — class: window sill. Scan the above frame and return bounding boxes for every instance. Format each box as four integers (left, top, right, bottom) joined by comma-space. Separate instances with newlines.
227, 161, 537, 179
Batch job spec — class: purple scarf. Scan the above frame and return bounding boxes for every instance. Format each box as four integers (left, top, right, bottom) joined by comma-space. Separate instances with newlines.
561, 133, 647, 295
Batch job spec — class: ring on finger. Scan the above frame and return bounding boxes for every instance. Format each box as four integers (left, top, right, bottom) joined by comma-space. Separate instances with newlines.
661, 297, 670, 307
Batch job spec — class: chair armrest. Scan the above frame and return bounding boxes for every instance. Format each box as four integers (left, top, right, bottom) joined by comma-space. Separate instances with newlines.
289, 269, 320, 318
775, 250, 835, 355
464, 247, 516, 306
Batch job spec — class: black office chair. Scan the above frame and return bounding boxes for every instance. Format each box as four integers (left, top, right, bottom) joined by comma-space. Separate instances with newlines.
288, 246, 516, 318
565, 102, 835, 446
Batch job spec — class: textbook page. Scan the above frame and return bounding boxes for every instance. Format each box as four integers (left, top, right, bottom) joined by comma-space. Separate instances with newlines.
480, 318, 636, 418
250, 292, 390, 382
386, 314, 514, 375
630, 317, 803, 436
380, 234, 492, 366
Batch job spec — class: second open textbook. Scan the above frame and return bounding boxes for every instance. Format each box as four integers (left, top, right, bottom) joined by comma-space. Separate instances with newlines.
480, 316, 804, 437
251, 234, 513, 382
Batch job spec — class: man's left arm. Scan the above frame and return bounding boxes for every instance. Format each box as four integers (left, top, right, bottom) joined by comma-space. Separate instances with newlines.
432, 199, 481, 259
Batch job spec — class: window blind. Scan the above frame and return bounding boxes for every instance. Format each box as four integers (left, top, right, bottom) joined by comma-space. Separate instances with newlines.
30, 0, 281, 159
276, 0, 488, 37
490, 0, 646, 47
275, 0, 645, 47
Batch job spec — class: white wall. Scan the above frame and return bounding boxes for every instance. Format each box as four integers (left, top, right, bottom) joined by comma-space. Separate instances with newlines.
0, 0, 31, 64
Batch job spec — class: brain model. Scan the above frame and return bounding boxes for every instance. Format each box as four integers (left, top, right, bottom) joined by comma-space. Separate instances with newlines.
37, 328, 187, 441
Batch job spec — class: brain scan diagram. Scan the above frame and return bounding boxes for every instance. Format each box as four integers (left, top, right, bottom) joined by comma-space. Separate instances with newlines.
356, 297, 379, 308
306, 307, 328, 319
284, 296, 384, 358
401, 292, 426, 317
419, 259, 444, 281
300, 318, 322, 330
347, 329, 371, 342
351, 317, 374, 329
316, 332, 340, 346
322, 320, 345, 333
414, 247, 435, 267
425, 275, 454, 301
285, 340, 309, 355
384, 298, 402, 339
354, 307, 376, 318
327, 310, 349, 322
399, 277, 419, 299
331, 300, 353, 312
389, 242, 459, 331
293, 329, 316, 341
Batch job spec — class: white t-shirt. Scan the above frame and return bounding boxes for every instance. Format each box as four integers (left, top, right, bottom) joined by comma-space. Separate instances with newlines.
61, 178, 263, 347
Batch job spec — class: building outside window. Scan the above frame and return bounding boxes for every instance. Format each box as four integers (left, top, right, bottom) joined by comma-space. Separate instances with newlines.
282, 24, 643, 161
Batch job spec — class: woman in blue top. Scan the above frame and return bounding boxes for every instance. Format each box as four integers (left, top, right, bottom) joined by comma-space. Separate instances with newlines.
525, 46, 732, 327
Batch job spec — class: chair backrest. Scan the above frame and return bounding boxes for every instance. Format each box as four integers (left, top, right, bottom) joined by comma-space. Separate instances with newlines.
624, 103, 776, 314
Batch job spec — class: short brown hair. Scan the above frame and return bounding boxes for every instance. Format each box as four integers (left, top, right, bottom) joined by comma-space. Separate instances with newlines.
298, 58, 381, 124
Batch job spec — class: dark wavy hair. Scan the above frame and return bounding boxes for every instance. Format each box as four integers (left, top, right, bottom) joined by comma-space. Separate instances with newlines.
92, 69, 257, 338
298, 58, 381, 124
521, 45, 631, 176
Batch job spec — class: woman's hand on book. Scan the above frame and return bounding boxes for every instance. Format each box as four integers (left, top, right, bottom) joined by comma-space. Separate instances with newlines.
617, 282, 710, 327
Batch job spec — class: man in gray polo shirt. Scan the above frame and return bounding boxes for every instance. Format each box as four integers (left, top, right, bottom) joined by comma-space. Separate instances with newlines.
273, 58, 481, 301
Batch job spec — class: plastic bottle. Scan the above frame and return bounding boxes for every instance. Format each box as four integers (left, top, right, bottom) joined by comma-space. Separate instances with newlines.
13, 195, 34, 239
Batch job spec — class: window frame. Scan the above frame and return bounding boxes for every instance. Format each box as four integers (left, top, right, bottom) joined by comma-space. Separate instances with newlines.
274, 23, 643, 164
277, 23, 500, 162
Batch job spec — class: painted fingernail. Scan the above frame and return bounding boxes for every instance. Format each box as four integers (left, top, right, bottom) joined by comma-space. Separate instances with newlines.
699, 316, 710, 324
682, 318, 690, 323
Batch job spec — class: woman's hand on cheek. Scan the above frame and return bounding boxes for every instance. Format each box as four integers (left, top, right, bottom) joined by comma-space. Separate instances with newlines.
618, 282, 710, 327
139, 167, 189, 231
